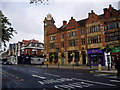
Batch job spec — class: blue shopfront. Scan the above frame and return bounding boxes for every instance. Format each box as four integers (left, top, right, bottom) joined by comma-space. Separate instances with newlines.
87, 49, 105, 66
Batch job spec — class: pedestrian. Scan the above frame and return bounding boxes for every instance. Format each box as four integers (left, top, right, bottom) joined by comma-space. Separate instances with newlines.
115, 60, 120, 78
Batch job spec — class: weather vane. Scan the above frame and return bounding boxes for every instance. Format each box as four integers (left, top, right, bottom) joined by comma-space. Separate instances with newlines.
30, 0, 49, 5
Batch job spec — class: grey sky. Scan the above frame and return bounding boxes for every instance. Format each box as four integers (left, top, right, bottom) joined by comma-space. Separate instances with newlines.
1, 0, 119, 49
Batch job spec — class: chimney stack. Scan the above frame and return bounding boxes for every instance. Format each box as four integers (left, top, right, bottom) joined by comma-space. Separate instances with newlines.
63, 21, 67, 26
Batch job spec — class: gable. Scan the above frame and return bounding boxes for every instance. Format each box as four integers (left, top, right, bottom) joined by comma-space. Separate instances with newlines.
47, 25, 58, 35
87, 11, 99, 24
66, 17, 80, 30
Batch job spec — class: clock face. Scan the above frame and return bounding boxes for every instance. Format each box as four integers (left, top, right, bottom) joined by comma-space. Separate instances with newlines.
44, 23, 47, 26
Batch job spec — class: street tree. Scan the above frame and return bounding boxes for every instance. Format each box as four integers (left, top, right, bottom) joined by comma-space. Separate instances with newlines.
0, 10, 17, 47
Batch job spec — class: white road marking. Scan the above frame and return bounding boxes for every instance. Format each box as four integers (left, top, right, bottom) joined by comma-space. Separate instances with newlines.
110, 80, 120, 83
32, 75, 46, 79
38, 81, 45, 85
29, 70, 38, 73
109, 76, 118, 79
38, 78, 73, 85
72, 78, 116, 87
55, 82, 94, 89
94, 74, 109, 77
45, 73, 60, 77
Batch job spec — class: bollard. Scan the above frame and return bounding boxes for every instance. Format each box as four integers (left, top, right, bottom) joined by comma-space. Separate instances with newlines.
90, 65, 92, 69
73, 64, 74, 69
98, 64, 101, 71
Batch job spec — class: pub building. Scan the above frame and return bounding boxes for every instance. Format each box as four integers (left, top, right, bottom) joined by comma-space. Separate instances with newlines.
44, 5, 120, 66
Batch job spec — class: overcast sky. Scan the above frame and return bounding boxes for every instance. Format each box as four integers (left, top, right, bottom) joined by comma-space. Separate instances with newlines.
1, 0, 119, 48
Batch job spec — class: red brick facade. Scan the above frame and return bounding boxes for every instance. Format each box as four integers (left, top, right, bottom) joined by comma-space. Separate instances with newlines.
44, 5, 120, 65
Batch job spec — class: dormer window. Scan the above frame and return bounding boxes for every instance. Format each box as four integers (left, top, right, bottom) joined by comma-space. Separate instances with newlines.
32, 43, 36, 47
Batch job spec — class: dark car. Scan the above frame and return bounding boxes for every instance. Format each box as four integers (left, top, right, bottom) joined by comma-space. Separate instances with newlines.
2, 61, 13, 65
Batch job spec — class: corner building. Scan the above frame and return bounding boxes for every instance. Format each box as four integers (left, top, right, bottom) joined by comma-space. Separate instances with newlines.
44, 5, 120, 66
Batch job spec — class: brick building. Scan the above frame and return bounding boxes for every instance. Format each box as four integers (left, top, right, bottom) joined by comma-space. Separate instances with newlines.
9, 39, 44, 57
44, 5, 120, 66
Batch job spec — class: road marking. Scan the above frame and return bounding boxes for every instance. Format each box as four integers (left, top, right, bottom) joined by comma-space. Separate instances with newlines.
16, 76, 20, 79
110, 80, 120, 83
55, 82, 94, 89
72, 78, 116, 87
109, 76, 118, 79
94, 74, 109, 77
38, 78, 73, 85
38, 81, 45, 85
32, 75, 46, 79
45, 73, 60, 77
29, 70, 38, 73
20, 79, 24, 81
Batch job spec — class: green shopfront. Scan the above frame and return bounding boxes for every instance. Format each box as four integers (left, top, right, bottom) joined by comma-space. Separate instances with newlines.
111, 46, 120, 61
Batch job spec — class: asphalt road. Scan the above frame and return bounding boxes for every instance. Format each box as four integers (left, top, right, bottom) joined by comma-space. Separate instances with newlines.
1, 64, 120, 89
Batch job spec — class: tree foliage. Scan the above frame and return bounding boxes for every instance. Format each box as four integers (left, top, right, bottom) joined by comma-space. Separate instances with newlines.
100, 45, 112, 53
0, 10, 17, 47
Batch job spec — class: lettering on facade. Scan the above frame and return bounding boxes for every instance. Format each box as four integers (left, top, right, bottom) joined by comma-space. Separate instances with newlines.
92, 49, 98, 53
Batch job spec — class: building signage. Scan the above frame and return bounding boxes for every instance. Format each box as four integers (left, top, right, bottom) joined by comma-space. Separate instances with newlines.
87, 49, 103, 54
112, 46, 120, 53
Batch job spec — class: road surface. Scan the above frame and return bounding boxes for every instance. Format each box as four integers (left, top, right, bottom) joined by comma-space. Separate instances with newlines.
1, 65, 120, 89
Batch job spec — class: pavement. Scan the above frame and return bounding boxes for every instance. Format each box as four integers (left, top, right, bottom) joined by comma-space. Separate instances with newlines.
31, 64, 117, 75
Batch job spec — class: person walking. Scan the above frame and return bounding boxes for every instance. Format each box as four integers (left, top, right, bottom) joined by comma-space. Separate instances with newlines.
115, 60, 120, 78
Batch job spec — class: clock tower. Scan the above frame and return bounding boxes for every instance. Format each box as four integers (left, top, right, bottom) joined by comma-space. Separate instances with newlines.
44, 14, 55, 32
43, 14, 55, 59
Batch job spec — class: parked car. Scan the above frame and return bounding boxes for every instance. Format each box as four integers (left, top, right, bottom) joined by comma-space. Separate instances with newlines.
31, 57, 44, 65
2, 61, 13, 65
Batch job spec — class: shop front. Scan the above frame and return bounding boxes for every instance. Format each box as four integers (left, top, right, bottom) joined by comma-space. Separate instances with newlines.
49, 52, 58, 64
68, 51, 79, 64
111, 46, 120, 62
87, 49, 105, 66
